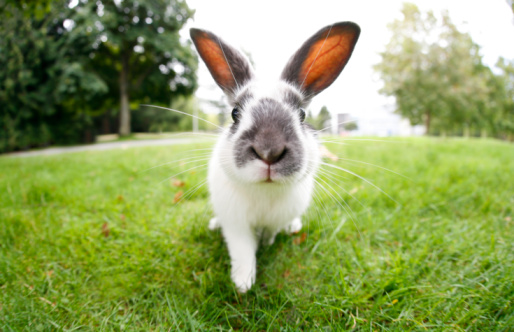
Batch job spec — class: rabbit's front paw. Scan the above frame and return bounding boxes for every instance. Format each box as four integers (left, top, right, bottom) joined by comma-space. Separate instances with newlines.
208, 217, 220, 230
231, 263, 256, 293
286, 217, 302, 234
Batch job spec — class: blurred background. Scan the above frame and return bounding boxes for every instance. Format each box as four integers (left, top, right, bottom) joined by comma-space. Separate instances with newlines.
1, 0, 513, 154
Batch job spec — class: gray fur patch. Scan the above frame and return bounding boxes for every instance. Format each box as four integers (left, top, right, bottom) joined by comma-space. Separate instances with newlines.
234, 98, 304, 177
228, 88, 254, 135
282, 88, 304, 109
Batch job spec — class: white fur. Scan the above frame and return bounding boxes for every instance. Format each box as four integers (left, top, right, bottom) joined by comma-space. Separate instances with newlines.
208, 81, 320, 292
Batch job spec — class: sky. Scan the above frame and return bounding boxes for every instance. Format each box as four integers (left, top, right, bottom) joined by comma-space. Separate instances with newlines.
181, 0, 514, 134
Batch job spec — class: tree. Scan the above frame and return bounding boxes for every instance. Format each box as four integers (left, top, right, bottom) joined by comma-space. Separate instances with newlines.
374, 3, 490, 135
494, 58, 514, 139
317, 106, 331, 132
73, 0, 198, 136
304, 106, 331, 131
344, 122, 358, 132
0, 1, 107, 152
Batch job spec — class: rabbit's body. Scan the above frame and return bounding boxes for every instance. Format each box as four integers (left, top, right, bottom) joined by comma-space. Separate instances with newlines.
209, 156, 315, 233
190, 22, 360, 292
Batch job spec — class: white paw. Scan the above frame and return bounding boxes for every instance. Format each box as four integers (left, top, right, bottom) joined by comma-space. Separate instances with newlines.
266, 233, 277, 246
208, 217, 220, 230
286, 217, 302, 234
261, 229, 278, 246
231, 264, 256, 293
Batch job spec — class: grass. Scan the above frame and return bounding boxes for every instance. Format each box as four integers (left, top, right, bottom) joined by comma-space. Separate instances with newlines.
0, 136, 513, 331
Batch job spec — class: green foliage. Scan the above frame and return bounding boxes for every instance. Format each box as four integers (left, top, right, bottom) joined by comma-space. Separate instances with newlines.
0, 138, 513, 329
375, 3, 513, 138
1, 0, 53, 18
0, 0, 199, 152
306, 106, 332, 131
73, 0, 198, 136
494, 58, 514, 139
344, 121, 358, 131
0, 1, 107, 153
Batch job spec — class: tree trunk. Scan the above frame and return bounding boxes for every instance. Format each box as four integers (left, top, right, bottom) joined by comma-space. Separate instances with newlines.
102, 109, 111, 134
463, 125, 470, 138
119, 52, 131, 137
425, 110, 431, 135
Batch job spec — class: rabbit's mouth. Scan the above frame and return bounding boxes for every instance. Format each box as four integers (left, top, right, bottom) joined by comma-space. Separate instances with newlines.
255, 162, 299, 184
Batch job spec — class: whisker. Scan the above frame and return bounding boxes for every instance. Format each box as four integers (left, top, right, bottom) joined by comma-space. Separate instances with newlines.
164, 180, 209, 221
146, 131, 220, 139
141, 153, 212, 173
314, 118, 357, 134
140, 104, 224, 130
316, 168, 367, 210
175, 179, 208, 204
320, 138, 401, 144
327, 156, 410, 180
158, 163, 209, 185
304, 180, 332, 241
314, 175, 363, 239
320, 162, 399, 205
309, 178, 346, 253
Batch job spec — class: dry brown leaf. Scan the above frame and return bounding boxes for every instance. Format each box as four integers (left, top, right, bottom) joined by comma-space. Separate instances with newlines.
283, 270, 291, 278
173, 191, 183, 203
172, 178, 185, 187
46, 270, 54, 277
293, 232, 307, 245
101, 222, 110, 237
117, 195, 124, 202
319, 145, 339, 161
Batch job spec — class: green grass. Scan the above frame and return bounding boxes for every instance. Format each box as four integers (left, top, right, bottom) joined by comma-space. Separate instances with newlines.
0, 137, 513, 331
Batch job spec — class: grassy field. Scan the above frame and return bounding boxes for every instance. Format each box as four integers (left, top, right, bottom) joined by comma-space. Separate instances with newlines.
0, 137, 513, 331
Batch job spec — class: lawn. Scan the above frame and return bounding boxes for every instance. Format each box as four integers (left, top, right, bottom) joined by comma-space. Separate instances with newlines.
0, 137, 513, 331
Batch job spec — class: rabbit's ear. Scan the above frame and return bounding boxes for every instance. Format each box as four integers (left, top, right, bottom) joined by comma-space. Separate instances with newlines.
281, 22, 360, 98
190, 28, 253, 96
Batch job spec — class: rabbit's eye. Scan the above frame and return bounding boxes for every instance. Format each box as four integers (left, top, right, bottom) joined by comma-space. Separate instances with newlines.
231, 107, 241, 122
299, 108, 306, 122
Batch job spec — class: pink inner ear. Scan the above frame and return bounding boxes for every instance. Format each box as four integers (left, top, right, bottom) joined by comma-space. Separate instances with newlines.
299, 28, 357, 93
194, 33, 234, 89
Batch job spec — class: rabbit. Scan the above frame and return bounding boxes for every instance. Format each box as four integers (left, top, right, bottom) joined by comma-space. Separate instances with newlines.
189, 22, 360, 292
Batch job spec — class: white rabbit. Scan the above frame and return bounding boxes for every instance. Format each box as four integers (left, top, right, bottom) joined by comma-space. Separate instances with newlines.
190, 22, 360, 292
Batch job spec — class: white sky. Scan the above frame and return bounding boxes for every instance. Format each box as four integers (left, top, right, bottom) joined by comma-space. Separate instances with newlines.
181, 0, 514, 122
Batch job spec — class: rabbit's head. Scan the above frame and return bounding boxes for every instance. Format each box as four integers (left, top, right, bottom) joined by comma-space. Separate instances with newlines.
190, 22, 360, 185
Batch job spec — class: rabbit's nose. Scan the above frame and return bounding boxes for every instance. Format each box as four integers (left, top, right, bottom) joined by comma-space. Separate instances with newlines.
251, 145, 287, 165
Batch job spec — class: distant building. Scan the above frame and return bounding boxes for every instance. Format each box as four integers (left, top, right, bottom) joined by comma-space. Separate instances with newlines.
333, 109, 424, 137
337, 113, 351, 135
